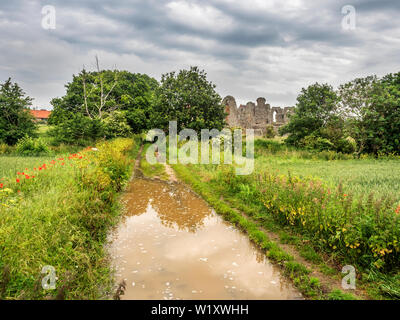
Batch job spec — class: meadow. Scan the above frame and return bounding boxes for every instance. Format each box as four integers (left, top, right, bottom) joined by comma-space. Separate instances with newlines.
173, 138, 400, 299
0, 137, 140, 299
253, 140, 400, 203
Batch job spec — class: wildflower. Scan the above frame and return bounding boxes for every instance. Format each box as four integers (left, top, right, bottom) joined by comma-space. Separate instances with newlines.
344, 194, 347, 197
396, 205, 400, 214
16, 179, 20, 183
0, 183, 3, 188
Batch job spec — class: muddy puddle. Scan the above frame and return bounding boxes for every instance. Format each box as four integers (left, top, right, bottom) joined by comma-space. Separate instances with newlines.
108, 178, 302, 300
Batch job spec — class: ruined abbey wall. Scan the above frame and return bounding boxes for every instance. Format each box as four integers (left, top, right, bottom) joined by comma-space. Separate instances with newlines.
223, 96, 294, 136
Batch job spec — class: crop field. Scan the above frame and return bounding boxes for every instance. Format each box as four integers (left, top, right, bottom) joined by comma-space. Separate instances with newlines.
173, 139, 400, 299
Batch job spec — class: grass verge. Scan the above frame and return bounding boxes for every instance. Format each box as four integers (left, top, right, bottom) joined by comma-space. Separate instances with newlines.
172, 163, 357, 300
0, 137, 141, 299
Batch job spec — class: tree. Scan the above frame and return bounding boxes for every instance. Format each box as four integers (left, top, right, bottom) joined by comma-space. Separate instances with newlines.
102, 111, 132, 139
362, 73, 400, 154
0, 78, 36, 145
49, 62, 159, 136
155, 66, 226, 133
338, 76, 378, 154
339, 74, 400, 155
82, 56, 119, 120
279, 83, 340, 147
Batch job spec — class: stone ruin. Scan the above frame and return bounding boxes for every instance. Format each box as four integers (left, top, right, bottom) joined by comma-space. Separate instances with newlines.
223, 96, 294, 136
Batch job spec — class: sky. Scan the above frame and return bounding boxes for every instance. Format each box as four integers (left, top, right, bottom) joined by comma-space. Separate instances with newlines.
0, 0, 399, 109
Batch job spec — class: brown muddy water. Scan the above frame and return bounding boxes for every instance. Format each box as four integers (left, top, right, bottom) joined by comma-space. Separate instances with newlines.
107, 178, 302, 300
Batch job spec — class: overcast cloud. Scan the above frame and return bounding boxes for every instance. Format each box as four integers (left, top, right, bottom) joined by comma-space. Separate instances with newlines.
0, 0, 399, 109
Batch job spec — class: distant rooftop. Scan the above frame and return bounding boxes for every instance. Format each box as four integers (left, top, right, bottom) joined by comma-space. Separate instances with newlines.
30, 109, 51, 119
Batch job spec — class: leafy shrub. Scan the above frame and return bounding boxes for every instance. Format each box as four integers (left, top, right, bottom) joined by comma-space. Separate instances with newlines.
49, 113, 104, 145
301, 134, 334, 152
101, 111, 132, 139
264, 125, 276, 139
0, 143, 14, 155
15, 136, 49, 155
336, 137, 357, 154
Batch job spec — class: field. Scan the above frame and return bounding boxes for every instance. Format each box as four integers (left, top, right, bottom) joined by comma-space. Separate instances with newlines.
172, 138, 400, 299
254, 140, 400, 203
0, 138, 140, 299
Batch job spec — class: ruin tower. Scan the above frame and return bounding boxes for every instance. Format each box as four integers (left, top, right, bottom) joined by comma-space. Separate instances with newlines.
222, 96, 240, 127
223, 95, 294, 136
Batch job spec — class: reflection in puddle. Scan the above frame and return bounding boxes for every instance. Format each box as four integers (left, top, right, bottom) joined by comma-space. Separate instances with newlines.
108, 178, 302, 300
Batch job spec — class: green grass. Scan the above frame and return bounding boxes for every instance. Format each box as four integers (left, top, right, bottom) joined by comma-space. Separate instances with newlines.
0, 138, 139, 299
254, 139, 400, 203
0, 156, 54, 179
140, 144, 168, 179
170, 138, 400, 299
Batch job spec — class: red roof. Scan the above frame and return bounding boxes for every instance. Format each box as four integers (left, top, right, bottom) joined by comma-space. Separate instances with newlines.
30, 109, 51, 119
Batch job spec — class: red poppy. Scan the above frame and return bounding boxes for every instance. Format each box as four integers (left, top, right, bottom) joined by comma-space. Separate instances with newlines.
0, 183, 3, 188
16, 178, 20, 183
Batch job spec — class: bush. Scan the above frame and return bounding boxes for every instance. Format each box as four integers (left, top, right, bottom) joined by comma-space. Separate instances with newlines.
336, 137, 357, 154
49, 113, 104, 145
264, 125, 276, 139
15, 136, 49, 155
101, 111, 132, 139
301, 134, 334, 152
0, 143, 14, 155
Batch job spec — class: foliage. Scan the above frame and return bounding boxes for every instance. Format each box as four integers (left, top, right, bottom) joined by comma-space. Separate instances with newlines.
0, 143, 14, 155
216, 166, 400, 271
155, 66, 226, 133
300, 134, 334, 152
341, 73, 400, 155
49, 69, 159, 135
279, 83, 340, 149
101, 111, 132, 139
0, 138, 138, 299
49, 113, 104, 145
0, 78, 36, 145
264, 125, 276, 139
282, 73, 400, 155
15, 136, 49, 156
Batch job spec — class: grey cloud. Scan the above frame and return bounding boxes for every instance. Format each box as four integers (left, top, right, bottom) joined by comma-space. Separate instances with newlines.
0, 0, 399, 108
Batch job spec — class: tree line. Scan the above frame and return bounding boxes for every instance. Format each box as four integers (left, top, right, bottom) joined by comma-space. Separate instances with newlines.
1, 63, 399, 155
280, 73, 400, 155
